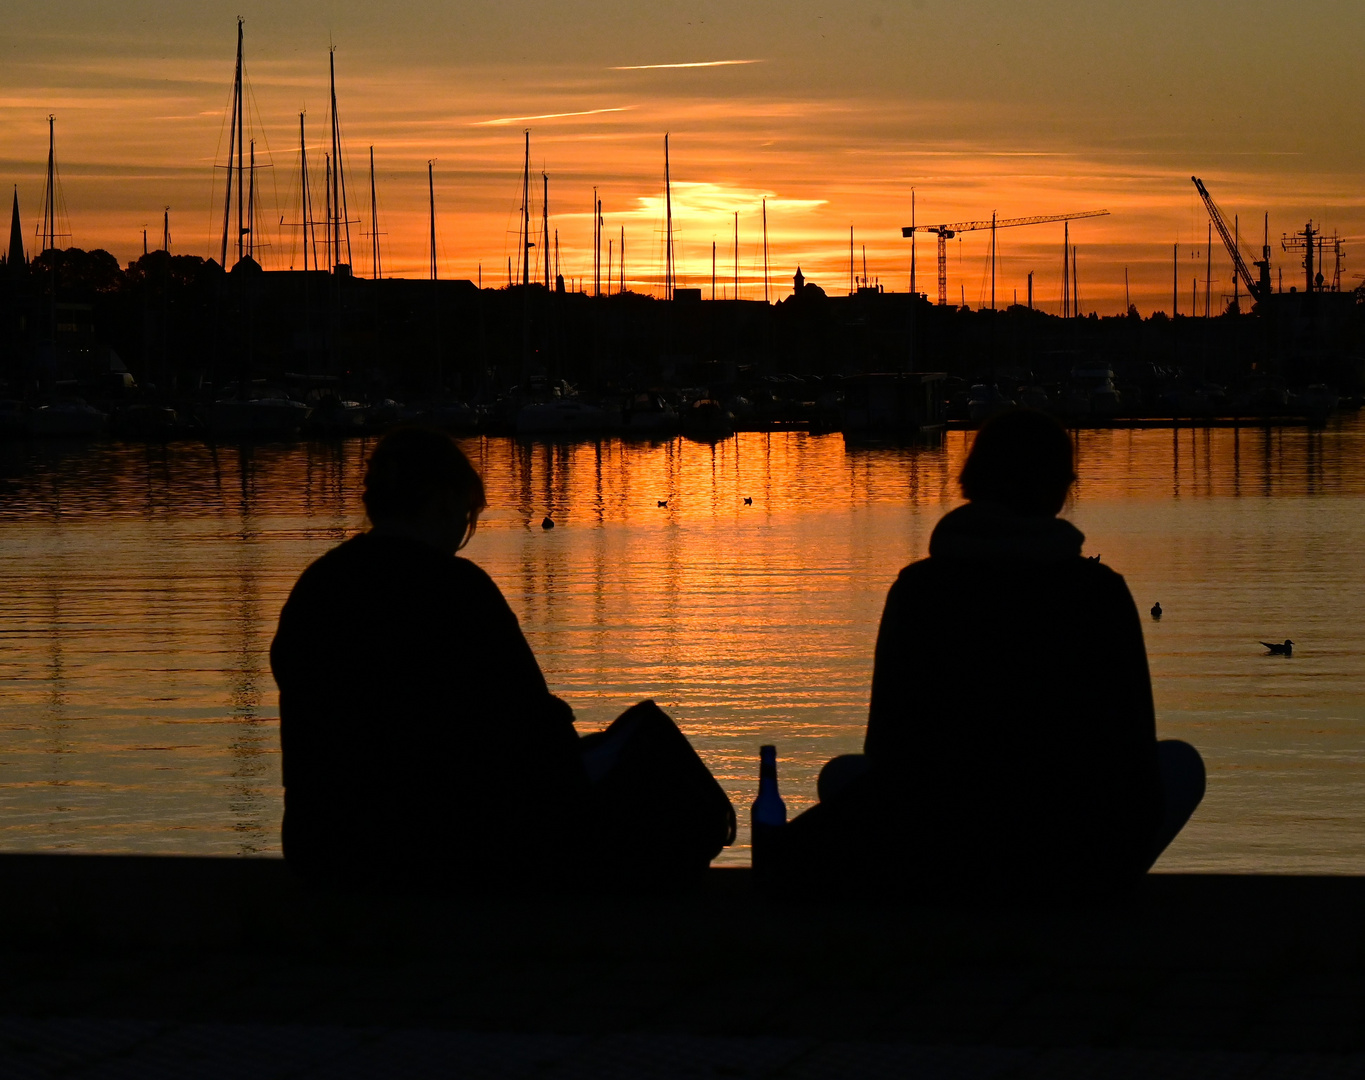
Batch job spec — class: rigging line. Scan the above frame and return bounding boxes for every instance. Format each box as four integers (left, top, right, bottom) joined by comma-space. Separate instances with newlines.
242, 66, 280, 267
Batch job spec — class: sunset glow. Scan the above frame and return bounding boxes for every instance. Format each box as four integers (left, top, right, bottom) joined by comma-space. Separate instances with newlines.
4, 2, 1363, 313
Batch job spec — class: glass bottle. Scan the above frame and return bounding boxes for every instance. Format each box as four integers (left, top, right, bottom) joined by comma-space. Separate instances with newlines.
751, 744, 787, 873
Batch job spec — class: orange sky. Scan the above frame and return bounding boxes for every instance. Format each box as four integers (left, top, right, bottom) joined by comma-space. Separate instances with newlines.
4, 1, 1364, 314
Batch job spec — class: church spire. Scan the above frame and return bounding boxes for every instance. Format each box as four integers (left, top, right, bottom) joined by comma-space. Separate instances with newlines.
7, 186, 24, 270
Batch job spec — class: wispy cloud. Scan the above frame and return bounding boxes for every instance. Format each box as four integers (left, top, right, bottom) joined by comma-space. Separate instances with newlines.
612, 60, 763, 70
474, 106, 632, 127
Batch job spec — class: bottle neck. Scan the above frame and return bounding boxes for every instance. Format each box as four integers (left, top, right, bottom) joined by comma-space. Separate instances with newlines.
759, 745, 777, 773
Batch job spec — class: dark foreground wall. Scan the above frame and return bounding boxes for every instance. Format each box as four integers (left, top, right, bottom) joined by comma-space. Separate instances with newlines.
3, 852, 1365, 1077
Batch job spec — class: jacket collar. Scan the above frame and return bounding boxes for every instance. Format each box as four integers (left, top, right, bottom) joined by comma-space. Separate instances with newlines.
928, 500, 1085, 563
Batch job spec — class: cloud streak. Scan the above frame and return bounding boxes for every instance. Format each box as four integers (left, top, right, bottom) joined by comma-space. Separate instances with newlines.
474, 106, 633, 126
612, 60, 763, 70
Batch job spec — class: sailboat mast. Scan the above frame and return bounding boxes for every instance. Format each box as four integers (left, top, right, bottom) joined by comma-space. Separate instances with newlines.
849, 225, 854, 293
334, 54, 352, 267
910, 190, 916, 296
163, 206, 170, 253
329, 49, 339, 269
712, 240, 716, 300
298, 113, 311, 272
428, 160, 436, 281
762, 197, 769, 303
429, 159, 441, 391
664, 134, 673, 300
1172, 242, 1178, 316
734, 211, 738, 298
542, 172, 549, 289
620, 226, 624, 293
236, 20, 244, 265
43, 114, 55, 252
520, 131, 530, 287
219, 19, 242, 267
1062, 221, 1069, 318
1205, 223, 1212, 317
370, 145, 380, 279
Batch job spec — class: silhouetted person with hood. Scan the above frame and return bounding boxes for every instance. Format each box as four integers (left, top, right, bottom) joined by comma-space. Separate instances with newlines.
271, 428, 590, 890
272, 428, 733, 893
766, 409, 1204, 899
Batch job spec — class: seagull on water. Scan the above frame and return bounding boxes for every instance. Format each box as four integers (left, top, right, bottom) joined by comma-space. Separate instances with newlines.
1151, 602, 1162, 619
1260, 639, 1293, 656
658, 499, 668, 508
541, 516, 555, 530
743, 497, 753, 505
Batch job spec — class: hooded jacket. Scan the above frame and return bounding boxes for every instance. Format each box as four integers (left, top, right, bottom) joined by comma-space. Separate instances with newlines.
861, 500, 1164, 892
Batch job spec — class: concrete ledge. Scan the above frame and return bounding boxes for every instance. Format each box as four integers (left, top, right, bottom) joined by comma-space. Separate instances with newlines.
2, 853, 1365, 1061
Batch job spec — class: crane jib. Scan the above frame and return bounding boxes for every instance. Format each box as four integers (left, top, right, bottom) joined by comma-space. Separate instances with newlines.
1191, 175, 1267, 302
902, 210, 1109, 237
900, 209, 1110, 306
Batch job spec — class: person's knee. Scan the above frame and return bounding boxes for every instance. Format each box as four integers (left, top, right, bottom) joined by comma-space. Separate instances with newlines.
1158, 739, 1206, 806
818, 754, 870, 803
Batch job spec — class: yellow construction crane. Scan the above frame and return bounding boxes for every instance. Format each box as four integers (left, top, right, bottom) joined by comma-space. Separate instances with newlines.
903, 209, 1110, 307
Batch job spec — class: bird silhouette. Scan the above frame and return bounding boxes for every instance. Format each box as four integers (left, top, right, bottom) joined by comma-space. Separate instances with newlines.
541, 516, 555, 530
1260, 639, 1293, 656
1151, 602, 1162, 619
743, 497, 753, 505
657, 500, 668, 508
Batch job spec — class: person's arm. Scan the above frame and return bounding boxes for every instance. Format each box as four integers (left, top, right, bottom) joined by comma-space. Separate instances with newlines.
1093, 570, 1164, 850
455, 560, 584, 769
864, 570, 915, 761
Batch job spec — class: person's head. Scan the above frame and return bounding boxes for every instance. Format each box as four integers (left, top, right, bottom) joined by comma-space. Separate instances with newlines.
362, 427, 486, 553
959, 409, 1076, 517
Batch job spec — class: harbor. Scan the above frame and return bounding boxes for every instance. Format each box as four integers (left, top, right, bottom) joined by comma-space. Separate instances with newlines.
1, 24, 1363, 445
4, 423, 1363, 870
4, 6, 1365, 1077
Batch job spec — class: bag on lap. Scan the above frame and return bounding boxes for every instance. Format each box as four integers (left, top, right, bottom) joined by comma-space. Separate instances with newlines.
581, 699, 737, 885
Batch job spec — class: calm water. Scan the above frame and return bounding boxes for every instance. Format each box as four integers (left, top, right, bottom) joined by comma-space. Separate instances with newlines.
1, 420, 1363, 870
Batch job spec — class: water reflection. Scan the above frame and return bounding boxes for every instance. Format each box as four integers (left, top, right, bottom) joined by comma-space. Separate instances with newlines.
0, 416, 1363, 868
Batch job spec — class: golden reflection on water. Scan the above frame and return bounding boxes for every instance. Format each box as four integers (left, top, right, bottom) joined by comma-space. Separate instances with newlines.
1, 417, 1363, 870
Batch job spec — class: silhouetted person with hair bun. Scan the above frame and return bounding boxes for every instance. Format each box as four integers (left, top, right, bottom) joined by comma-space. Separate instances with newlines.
766, 409, 1204, 900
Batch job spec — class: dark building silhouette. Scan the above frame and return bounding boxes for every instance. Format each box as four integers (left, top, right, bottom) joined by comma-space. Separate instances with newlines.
0, 237, 1362, 415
